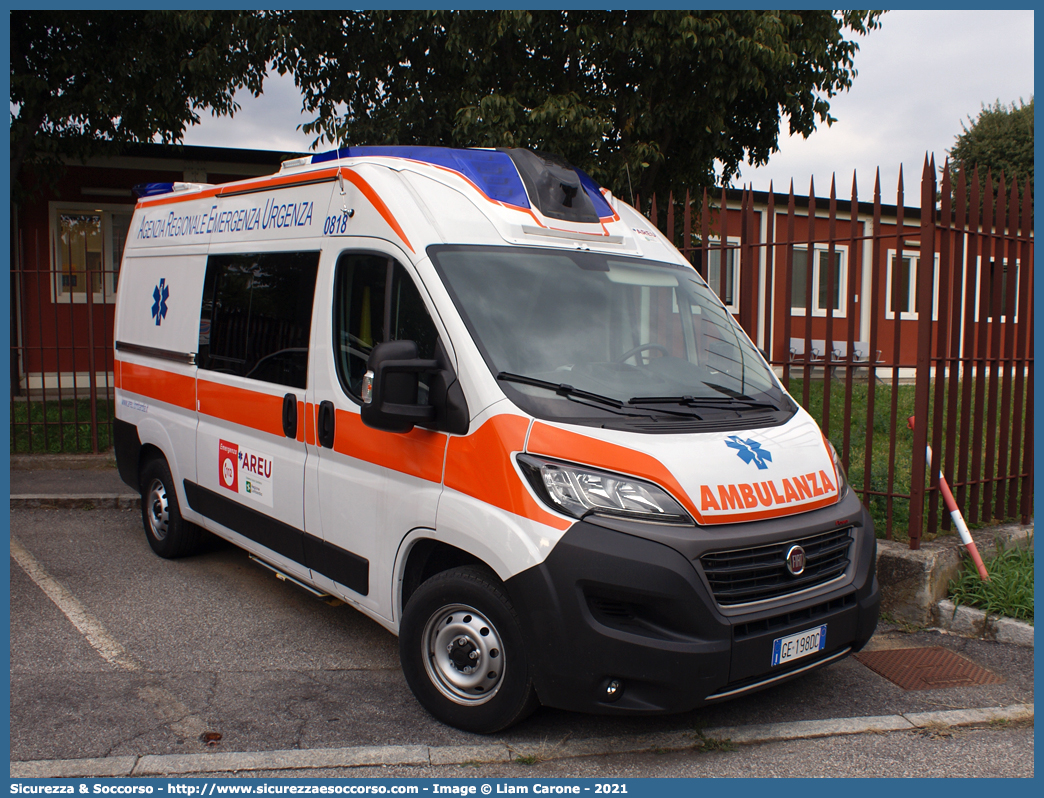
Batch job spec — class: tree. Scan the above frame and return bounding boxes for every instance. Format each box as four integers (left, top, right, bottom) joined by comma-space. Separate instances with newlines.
10, 11, 276, 203
276, 10, 883, 200
948, 97, 1034, 202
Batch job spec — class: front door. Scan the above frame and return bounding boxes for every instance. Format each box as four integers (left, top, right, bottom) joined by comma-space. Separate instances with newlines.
307, 243, 449, 621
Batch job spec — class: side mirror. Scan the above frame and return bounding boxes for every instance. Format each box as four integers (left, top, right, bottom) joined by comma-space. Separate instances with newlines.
360, 340, 436, 433
359, 340, 469, 435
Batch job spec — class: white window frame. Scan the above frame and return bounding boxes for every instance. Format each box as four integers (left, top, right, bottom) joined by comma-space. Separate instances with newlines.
885, 249, 941, 321
48, 201, 134, 304
701, 236, 740, 314
788, 243, 849, 318
971, 255, 1021, 323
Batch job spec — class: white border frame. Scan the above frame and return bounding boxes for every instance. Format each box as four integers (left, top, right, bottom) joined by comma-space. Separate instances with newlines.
788, 243, 850, 318
48, 200, 135, 304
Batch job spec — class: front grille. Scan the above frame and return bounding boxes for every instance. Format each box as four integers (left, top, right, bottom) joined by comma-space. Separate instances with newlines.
700, 527, 852, 606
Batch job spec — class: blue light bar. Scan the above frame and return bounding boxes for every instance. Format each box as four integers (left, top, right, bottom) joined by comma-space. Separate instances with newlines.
576, 168, 615, 219
313, 146, 532, 208
133, 182, 175, 198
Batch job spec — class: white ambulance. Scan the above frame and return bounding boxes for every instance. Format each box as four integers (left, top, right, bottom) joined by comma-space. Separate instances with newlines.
113, 146, 879, 733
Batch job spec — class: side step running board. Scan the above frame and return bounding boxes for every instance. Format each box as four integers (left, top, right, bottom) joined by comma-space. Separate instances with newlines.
249, 555, 330, 599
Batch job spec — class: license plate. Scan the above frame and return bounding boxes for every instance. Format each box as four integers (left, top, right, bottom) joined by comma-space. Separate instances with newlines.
771, 624, 827, 666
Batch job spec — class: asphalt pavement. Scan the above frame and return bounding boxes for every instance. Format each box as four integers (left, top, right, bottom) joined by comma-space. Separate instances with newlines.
8, 462, 1036, 778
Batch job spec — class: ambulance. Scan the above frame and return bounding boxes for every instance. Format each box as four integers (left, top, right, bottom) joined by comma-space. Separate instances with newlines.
113, 146, 880, 733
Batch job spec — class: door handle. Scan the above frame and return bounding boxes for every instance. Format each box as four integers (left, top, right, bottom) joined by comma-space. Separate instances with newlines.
282, 393, 298, 439
317, 400, 336, 449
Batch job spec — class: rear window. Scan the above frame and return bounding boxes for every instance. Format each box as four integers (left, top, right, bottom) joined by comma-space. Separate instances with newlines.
197, 251, 320, 389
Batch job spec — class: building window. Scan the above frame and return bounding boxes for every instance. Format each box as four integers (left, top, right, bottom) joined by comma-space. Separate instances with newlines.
972, 257, 1020, 323
697, 239, 740, 313
49, 202, 133, 303
789, 245, 847, 317
885, 250, 940, 321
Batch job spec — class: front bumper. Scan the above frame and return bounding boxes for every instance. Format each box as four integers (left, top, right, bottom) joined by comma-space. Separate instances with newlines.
504, 489, 880, 715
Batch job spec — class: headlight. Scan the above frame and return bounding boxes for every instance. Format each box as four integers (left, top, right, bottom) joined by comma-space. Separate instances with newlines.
827, 440, 849, 498
517, 454, 692, 524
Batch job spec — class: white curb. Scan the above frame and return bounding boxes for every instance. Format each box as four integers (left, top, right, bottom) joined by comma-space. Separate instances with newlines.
934, 599, 1035, 647
9, 703, 1033, 778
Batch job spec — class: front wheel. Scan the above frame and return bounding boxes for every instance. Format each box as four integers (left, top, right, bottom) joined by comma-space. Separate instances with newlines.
399, 565, 539, 733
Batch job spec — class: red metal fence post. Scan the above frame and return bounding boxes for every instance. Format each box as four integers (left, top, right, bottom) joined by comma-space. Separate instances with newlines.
907, 156, 938, 549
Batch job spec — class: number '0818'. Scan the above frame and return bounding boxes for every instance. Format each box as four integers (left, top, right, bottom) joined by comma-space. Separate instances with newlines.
323, 214, 349, 235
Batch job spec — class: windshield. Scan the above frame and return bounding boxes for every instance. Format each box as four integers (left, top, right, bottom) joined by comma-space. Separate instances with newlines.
429, 245, 793, 428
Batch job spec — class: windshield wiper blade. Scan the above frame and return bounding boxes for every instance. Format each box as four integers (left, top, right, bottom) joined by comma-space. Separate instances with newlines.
497, 372, 660, 418
628, 393, 779, 412
497, 373, 709, 420
497, 372, 623, 407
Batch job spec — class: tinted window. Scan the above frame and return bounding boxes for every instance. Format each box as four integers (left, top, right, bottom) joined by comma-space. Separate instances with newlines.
333, 253, 439, 399
198, 251, 319, 389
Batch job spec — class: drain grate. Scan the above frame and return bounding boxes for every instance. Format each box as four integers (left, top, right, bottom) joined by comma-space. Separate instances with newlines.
854, 646, 1004, 691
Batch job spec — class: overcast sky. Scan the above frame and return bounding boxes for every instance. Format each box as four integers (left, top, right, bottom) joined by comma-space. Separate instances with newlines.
182, 9, 1034, 204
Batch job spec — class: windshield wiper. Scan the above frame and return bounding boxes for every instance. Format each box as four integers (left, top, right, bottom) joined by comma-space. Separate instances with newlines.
628, 393, 780, 412
497, 373, 713, 420
497, 372, 656, 418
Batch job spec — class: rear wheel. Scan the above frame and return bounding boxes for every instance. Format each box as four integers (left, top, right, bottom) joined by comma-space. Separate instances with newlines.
140, 457, 204, 559
399, 565, 539, 733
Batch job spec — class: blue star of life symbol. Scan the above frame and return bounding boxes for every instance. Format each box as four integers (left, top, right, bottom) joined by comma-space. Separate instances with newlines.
151, 279, 169, 326
725, 435, 772, 470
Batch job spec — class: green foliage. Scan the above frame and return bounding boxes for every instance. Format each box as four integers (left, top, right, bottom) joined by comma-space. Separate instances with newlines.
13, 10, 883, 205
275, 10, 884, 200
947, 98, 1034, 204
10, 11, 276, 202
948, 542, 1034, 623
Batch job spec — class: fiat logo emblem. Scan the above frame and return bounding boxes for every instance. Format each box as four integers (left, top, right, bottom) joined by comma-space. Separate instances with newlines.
785, 545, 806, 576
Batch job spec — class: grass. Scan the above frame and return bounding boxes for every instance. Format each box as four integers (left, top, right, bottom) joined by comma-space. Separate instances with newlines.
697, 734, 736, 753
786, 375, 1030, 541
10, 398, 114, 454
947, 541, 1034, 623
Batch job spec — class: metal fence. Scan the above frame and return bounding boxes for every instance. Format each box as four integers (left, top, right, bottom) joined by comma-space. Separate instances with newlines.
10, 224, 117, 455
642, 158, 1033, 547
11, 158, 1033, 547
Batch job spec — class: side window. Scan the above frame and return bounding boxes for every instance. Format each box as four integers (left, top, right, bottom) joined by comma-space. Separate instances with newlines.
198, 251, 320, 389
333, 253, 440, 399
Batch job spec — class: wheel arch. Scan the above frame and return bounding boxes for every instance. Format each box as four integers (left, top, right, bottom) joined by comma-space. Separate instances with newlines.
398, 537, 486, 619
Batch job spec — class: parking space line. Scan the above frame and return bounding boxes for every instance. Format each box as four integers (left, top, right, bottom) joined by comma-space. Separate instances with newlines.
11, 535, 210, 741
11, 535, 141, 672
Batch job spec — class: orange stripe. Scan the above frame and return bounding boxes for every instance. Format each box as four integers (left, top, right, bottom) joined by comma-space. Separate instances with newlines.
217, 167, 341, 197
527, 422, 701, 521
114, 360, 122, 390
339, 168, 415, 253
197, 379, 284, 438
703, 493, 838, 524
137, 168, 342, 209
527, 422, 838, 525
445, 415, 571, 531
137, 185, 221, 209
305, 402, 316, 446
117, 360, 195, 410
332, 409, 446, 483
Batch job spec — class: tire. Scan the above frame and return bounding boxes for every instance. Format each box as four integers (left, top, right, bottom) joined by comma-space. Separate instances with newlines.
140, 457, 204, 559
399, 565, 540, 733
